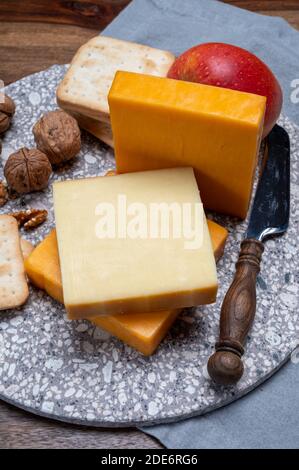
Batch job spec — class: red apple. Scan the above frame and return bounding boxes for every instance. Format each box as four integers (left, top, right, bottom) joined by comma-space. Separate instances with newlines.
167, 43, 282, 137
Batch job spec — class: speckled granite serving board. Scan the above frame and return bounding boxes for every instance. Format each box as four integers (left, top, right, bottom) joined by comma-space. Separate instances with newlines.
0, 66, 298, 427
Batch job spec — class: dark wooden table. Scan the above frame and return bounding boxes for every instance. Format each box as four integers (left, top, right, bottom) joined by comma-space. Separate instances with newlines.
0, 0, 298, 449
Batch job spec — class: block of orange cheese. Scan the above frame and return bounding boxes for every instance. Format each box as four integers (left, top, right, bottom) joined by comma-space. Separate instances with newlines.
206, 220, 227, 262
24, 221, 227, 355
108, 71, 266, 218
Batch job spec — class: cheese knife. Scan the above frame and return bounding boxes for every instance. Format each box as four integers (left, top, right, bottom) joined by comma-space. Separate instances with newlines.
208, 124, 290, 385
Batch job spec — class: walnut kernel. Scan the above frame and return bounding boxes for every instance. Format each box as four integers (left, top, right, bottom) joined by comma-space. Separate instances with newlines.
8, 208, 48, 230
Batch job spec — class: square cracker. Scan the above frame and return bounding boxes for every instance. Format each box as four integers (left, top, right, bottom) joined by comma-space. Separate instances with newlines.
56, 36, 175, 124
69, 111, 114, 147
0, 215, 29, 310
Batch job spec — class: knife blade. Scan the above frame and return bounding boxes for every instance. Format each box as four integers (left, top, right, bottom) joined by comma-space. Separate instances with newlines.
247, 125, 290, 241
208, 124, 290, 386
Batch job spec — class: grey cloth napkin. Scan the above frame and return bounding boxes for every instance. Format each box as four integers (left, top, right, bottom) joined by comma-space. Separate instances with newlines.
102, 0, 299, 448
143, 359, 299, 449
104, 0, 299, 126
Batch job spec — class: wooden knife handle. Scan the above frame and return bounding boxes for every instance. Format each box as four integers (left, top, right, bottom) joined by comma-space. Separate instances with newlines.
208, 239, 264, 385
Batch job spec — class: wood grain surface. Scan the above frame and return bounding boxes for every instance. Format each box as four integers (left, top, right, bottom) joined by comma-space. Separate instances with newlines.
0, 0, 131, 29
223, 0, 299, 29
1, 0, 299, 84
0, 0, 298, 451
0, 400, 161, 449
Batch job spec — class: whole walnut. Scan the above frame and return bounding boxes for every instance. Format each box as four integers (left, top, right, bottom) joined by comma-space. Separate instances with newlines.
0, 94, 16, 134
33, 109, 81, 165
0, 180, 8, 207
4, 148, 52, 194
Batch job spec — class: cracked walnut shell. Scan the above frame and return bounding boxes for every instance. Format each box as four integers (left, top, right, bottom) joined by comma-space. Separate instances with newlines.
0, 94, 16, 134
33, 109, 81, 165
4, 148, 52, 194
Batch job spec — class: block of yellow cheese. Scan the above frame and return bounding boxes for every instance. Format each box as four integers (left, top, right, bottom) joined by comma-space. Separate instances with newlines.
53, 167, 218, 319
108, 71, 266, 218
25, 220, 227, 355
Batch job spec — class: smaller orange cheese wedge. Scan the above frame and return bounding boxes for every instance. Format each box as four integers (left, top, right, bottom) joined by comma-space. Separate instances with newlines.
207, 219, 228, 262
25, 221, 227, 355
25, 230, 63, 304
